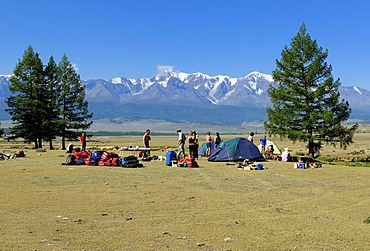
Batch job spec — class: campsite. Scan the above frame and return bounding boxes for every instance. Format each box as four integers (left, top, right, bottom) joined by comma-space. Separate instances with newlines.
1, 133, 370, 250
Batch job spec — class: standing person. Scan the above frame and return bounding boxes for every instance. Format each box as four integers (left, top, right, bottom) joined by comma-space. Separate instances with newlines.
143, 129, 151, 157
214, 132, 222, 148
205, 131, 212, 157
80, 132, 86, 151
260, 135, 267, 153
188, 130, 195, 157
248, 131, 254, 143
193, 131, 199, 159
177, 129, 186, 159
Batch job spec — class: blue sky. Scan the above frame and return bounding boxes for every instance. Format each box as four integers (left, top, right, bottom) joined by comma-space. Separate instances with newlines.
1, 0, 370, 88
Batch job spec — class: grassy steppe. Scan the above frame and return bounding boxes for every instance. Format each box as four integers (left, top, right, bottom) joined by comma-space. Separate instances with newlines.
1, 135, 369, 250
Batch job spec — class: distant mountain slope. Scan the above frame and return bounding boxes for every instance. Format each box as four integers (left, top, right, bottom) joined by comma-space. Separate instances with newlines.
1, 72, 370, 124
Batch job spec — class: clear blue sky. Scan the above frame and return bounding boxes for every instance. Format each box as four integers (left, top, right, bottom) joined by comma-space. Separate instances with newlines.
1, 0, 370, 88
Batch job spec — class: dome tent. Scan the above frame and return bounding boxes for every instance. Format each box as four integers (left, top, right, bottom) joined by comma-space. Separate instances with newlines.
258, 139, 281, 155
208, 137, 264, 162
198, 142, 208, 157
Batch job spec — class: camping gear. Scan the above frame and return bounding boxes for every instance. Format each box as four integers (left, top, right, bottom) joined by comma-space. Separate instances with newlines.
91, 151, 104, 161
177, 156, 199, 167
309, 161, 322, 168
72, 150, 91, 160
98, 157, 120, 166
97, 151, 120, 166
208, 137, 264, 162
141, 156, 152, 161
101, 152, 119, 161
256, 163, 264, 170
244, 163, 264, 170
166, 151, 177, 166
63, 154, 76, 165
295, 162, 306, 169
76, 158, 86, 165
121, 155, 143, 168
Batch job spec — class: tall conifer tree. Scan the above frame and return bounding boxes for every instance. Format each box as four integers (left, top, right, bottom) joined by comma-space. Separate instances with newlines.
43, 56, 61, 150
265, 24, 357, 157
58, 54, 92, 150
6, 45, 45, 148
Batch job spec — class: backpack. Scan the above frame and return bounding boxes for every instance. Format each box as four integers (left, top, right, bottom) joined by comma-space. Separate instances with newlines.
181, 133, 186, 143
64, 154, 76, 165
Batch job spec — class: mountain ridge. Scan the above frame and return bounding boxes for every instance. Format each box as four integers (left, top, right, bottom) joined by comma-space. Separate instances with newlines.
1, 72, 370, 125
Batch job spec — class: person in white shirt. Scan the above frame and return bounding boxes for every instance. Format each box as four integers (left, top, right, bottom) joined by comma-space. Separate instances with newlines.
177, 129, 186, 159
281, 148, 291, 161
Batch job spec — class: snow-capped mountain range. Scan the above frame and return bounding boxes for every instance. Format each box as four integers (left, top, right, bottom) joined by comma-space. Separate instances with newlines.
83, 71, 273, 106
1, 72, 370, 125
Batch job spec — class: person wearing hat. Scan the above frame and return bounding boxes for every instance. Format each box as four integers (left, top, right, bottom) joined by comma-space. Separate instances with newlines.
281, 147, 291, 162
177, 129, 186, 159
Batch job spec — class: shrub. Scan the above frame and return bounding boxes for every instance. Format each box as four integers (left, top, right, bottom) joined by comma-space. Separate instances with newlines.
364, 216, 370, 224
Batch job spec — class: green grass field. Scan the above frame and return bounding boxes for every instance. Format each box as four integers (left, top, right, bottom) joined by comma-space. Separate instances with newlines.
1, 134, 369, 250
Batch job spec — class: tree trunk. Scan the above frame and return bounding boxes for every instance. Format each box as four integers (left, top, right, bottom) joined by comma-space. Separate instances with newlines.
308, 139, 315, 158
61, 135, 66, 150
49, 139, 54, 150
38, 138, 43, 149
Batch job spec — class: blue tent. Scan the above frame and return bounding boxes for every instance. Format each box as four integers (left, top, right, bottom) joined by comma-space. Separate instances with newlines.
208, 137, 264, 162
198, 142, 208, 157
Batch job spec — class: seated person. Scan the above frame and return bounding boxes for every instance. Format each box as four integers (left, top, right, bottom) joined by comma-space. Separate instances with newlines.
264, 145, 274, 159
0, 152, 14, 159
281, 148, 291, 162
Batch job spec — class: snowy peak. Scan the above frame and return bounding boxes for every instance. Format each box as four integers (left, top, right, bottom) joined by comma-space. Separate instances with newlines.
353, 86, 362, 95
0, 74, 12, 80
245, 71, 274, 82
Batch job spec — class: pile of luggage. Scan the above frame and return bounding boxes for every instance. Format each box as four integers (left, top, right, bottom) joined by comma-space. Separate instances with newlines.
121, 155, 143, 168
62, 150, 143, 168
177, 155, 199, 168
63, 150, 92, 165
164, 151, 199, 168
92, 151, 120, 166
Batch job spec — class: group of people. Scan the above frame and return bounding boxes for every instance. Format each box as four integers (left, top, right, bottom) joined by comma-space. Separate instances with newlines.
176, 129, 222, 159
247, 132, 292, 162
78, 129, 292, 162
176, 129, 200, 159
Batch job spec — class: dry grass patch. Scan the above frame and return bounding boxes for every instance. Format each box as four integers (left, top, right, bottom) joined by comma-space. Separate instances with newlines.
1, 135, 370, 250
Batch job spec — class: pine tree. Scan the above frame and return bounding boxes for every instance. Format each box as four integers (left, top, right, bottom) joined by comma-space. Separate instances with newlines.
6, 45, 46, 148
43, 56, 61, 150
58, 54, 93, 150
265, 24, 358, 158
